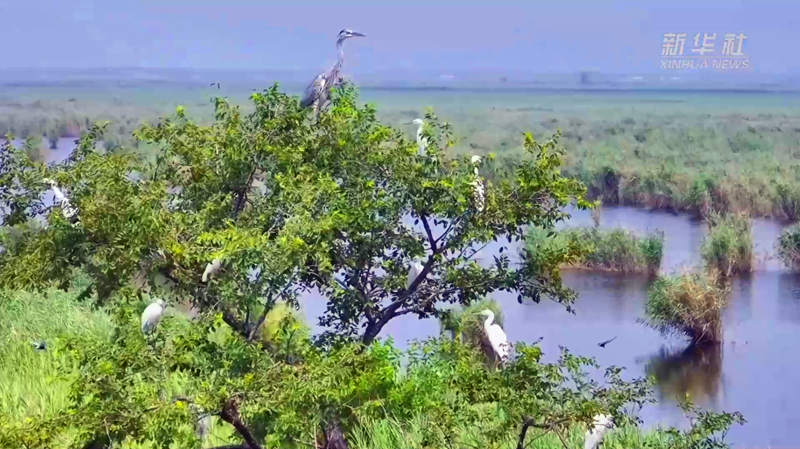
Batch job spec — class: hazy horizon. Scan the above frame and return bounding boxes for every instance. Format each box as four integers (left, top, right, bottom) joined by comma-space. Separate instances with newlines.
2, 0, 798, 76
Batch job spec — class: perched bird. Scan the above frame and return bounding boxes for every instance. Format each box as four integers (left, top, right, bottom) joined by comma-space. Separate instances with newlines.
598, 336, 617, 348
42, 177, 79, 220
202, 258, 223, 283
470, 155, 482, 176
584, 414, 615, 449
469, 156, 485, 213
141, 299, 166, 334
479, 309, 510, 364
31, 340, 47, 351
300, 29, 366, 116
406, 260, 433, 290
404, 118, 428, 155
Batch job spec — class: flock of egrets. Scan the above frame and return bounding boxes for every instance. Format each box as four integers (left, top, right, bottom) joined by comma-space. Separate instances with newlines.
37, 28, 614, 448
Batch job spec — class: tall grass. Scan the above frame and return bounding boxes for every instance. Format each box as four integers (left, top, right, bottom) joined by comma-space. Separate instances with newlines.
348, 415, 674, 449
643, 270, 729, 344
700, 213, 753, 276
547, 227, 664, 274
777, 224, 800, 269
0, 288, 112, 426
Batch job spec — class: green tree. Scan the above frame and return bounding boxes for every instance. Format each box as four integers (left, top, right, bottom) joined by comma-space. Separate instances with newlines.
0, 85, 744, 448
0, 84, 590, 346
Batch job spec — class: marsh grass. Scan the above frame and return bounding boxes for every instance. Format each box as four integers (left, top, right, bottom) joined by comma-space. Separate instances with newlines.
0, 288, 113, 420
777, 224, 800, 269
348, 415, 674, 449
554, 227, 664, 274
643, 270, 729, 344
700, 213, 754, 276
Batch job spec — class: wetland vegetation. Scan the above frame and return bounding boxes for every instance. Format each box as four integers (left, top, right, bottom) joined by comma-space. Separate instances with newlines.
7, 81, 800, 447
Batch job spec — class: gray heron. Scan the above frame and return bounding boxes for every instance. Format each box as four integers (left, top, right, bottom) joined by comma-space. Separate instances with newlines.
300, 29, 366, 116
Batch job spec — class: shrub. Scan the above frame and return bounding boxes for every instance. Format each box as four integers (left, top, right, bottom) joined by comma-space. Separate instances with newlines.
643, 270, 728, 344
777, 224, 800, 269
700, 213, 753, 276
557, 227, 664, 274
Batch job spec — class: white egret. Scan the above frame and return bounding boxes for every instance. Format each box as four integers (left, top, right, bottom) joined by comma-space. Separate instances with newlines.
479, 309, 509, 363
470, 156, 485, 213
141, 299, 166, 334
404, 118, 428, 155
584, 414, 615, 449
42, 177, 79, 219
201, 258, 222, 283
406, 260, 433, 290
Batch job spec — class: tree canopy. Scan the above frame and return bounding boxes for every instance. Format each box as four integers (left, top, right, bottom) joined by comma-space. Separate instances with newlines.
0, 85, 744, 449
0, 83, 590, 345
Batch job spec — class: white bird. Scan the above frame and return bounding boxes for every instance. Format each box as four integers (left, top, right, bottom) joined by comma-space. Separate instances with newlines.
405, 118, 428, 155
42, 177, 79, 219
479, 309, 509, 363
470, 156, 485, 213
202, 258, 222, 283
141, 299, 166, 334
584, 414, 615, 449
470, 155, 482, 175
406, 260, 433, 290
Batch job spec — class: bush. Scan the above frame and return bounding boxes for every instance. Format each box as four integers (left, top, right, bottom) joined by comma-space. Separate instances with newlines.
643, 270, 728, 344
777, 224, 800, 269
558, 227, 664, 274
700, 213, 753, 276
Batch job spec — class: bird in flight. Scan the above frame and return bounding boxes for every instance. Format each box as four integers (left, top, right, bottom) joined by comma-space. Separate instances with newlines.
597, 336, 617, 348
210, 82, 221, 89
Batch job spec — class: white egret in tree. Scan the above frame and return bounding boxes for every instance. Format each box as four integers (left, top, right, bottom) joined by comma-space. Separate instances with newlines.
300, 29, 366, 116
406, 260, 433, 290
470, 156, 485, 213
141, 299, 166, 334
202, 258, 222, 283
479, 309, 509, 363
584, 414, 615, 449
404, 118, 428, 155
42, 177, 79, 220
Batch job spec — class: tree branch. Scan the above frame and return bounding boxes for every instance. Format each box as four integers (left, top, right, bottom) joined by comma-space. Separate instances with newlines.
420, 214, 437, 253
516, 416, 573, 449
248, 273, 296, 341
219, 396, 262, 449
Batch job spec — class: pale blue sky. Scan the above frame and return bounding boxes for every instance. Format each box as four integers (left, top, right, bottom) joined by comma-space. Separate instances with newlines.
1, 0, 797, 74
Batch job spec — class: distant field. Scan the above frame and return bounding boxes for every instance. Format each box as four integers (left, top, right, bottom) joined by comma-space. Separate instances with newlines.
3, 84, 800, 219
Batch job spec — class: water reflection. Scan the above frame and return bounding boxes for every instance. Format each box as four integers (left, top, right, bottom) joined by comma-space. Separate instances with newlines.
645, 343, 723, 408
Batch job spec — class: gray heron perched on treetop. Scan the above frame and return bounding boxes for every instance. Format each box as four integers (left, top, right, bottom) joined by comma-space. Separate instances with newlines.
300, 29, 366, 116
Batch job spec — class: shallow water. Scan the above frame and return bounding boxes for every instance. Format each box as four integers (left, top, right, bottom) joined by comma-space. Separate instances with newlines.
14, 131, 799, 448
299, 206, 794, 448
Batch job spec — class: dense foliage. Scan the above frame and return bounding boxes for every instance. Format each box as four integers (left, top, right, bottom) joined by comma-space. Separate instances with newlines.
0, 85, 745, 448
